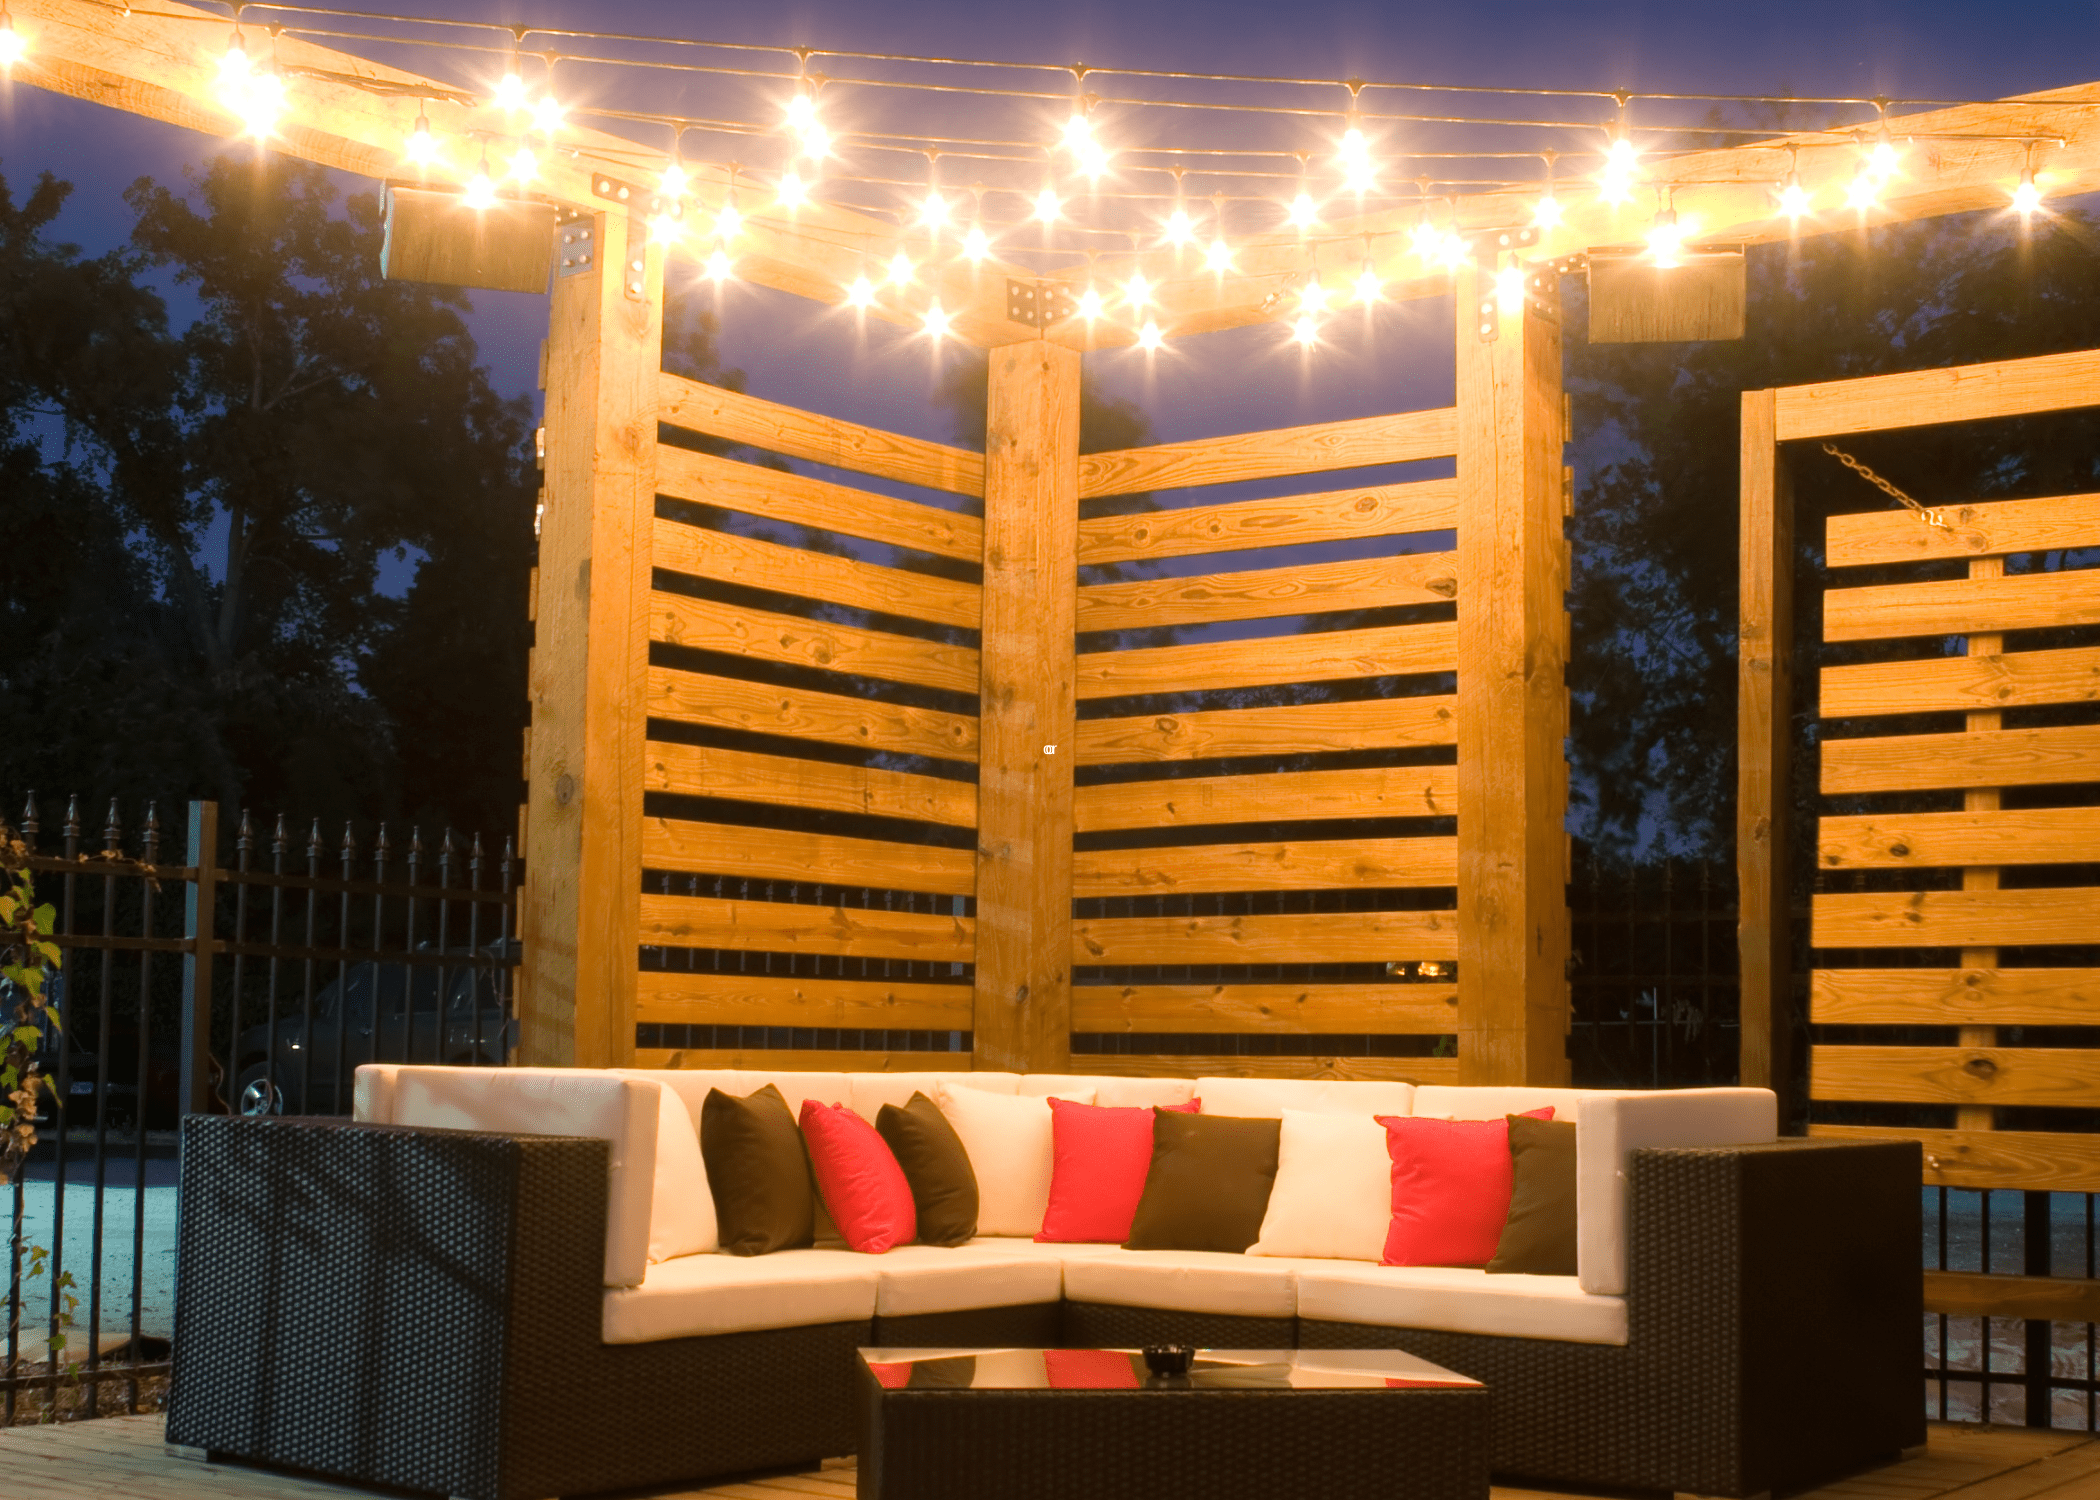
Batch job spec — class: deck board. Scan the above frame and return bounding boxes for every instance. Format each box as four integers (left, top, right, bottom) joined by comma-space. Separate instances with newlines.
0, 1415, 2091, 1500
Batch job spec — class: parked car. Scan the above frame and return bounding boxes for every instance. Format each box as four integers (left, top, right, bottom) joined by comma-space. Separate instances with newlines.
233, 941, 519, 1116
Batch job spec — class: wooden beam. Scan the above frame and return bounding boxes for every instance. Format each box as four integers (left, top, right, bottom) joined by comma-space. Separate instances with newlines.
651, 592, 981, 696
1774, 348, 2100, 441
1075, 695, 1457, 764
1071, 983, 1460, 1034
1809, 1123, 2100, 1193
656, 446, 983, 561
1075, 548, 1458, 631
1825, 567, 2100, 642
642, 817, 975, 897
649, 667, 978, 762
1071, 1053, 1459, 1084
1454, 266, 1569, 1086
1923, 1270, 2100, 1324
1818, 808, 2100, 870
1811, 967, 2100, 1027
645, 741, 978, 829
1822, 722, 2100, 793
659, 373, 988, 495
1074, 764, 1457, 832
1814, 888, 2100, 949
1074, 909, 1456, 966
1826, 491, 2100, 566
635, 1047, 972, 1073
1076, 479, 1456, 565
1738, 389, 1793, 1104
1078, 408, 1458, 497
1072, 836, 1457, 896
518, 210, 658, 1068
972, 343, 1081, 1074
636, 970, 972, 1031
1075, 620, 1455, 699
1823, 644, 2100, 718
1810, 1044, 2100, 1107
640, 892, 974, 963
653, 516, 981, 630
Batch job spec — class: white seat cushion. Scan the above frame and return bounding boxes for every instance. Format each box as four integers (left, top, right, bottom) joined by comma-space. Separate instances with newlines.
1194, 1077, 1415, 1118
1060, 1249, 1300, 1319
872, 1244, 1064, 1317
601, 1250, 877, 1343
1248, 1108, 1390, 1262
1295, 1263, 1627, 1345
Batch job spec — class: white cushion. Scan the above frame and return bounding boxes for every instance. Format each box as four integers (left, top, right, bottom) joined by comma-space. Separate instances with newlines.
933, 1082, 1096, 1237
1018, 1075, 1197, 1109
1295, 1262, 1627, 1346
1248, 1109, 1390, 1262
960, 1236, 1126, 1264
1194, 1077, 1415, 1118
852, 1072, 1014, 1119
601, 1249, 877, 1343
872, 1244, 1064, 1317
352, 1063, 398, 1122
646, 1083, 714, 1261
1061, 1249, 1299, 1319
1410, 1085, 1594, 1121
380, 1066, 660, 1288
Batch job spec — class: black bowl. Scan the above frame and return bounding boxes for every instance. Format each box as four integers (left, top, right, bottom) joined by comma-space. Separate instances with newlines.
1142, 1344, 1196, 1377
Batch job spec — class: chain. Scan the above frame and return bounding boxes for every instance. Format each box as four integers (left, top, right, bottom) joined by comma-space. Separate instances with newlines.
1818, 442, 1950, 532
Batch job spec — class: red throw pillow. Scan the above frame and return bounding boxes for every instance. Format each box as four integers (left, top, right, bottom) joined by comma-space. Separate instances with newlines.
1376, 1108, 1555, 1267
800, 1100, 916, 1254
866, 1361, 914, 1389
1043, 1348, 1140, 1389
1036, 1097, 1199, 1243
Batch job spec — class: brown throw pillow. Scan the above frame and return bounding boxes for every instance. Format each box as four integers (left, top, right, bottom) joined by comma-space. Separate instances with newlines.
1124, 1109, 1281, 1254
876, 1091, 980, 1246
1487, 1115, 1578, 1276
701, 1083, 815, 1256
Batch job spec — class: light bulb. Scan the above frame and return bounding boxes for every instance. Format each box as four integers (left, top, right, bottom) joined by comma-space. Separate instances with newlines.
507, 144, 536, 185
1354, 266, 1381, 303
237, 69, 284, 138
1532, 192, 1564, 230
1033, 187, 1062, 223
1600, 136, 1638, 205
1495, 263, 1526, 312
1846, 164, 1878, 212
706, 247, 733, 282
1288, 192, 1318, 228
1205, 237, 1232, 272
1299, 278, 1330, 314
1292, 314, 1319, 347
531, 95, 563, 134
1778, 174, 1810, 221
464, 170, 497, 210
404, 113, 438, 168
1439, 232, 1470, 271
1340, 126, 1368, 163
1124, 271, 1151, 309
660, 160, 689, 197
1647, 208, 1682, 268
787, 92, 815, 128
888, 250, 913, 287
846, 274, 876, 309
494, 70, 526, 112
716, 203, 742, 239
648, 211, 681, 246
1137, 320, 1164, 351
1410, 218, 1443, 260
1075, 140, 1110, 178
218, 34, 251, 88
0, 10, 25, 70
923, 300, 951, 340
920, 191, 949, 229
777, 171, 807, 209
800, 123, 831, 160
962, 225, 992, 262
1869, 132, 1900, 183
1343, 159, 1376, 194
1077, 286, 1104, 320
1164, 208, 1194, 247
1062, 113, 1092, 151
2013, 168, 2042, 217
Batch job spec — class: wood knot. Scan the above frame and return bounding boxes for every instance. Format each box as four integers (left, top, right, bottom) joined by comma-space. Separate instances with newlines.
1887, 842, 1910, 858
1961, 1053, 1998, 1080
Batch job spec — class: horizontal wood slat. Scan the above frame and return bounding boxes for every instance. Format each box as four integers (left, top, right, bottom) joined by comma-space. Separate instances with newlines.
1821, 723, 2100, 794
1071, 983, 1459, 1034
1810, 1044, 2100, 1107
646, 742, 978, 829
651, 592, 980, 696
659, 372, 986, 496
1078, 408, 1459, 499
653, 516, 981, 630
649, 668, 978, 762
643, 817, 975, 896
1076, 550, 1458, 630
1808, 1123, 2100, 1192
1818, 808, 2100, 870
1811, 967, 2100, 1026
633, 1047, 973, 1073
1076, 695, 1457, 764
656, 445, 983, 560
1072, 836, 1456, 895
1825, 567, 2100, 642
1075, 764, 1457, 830
636, 969, 972, 1030
1072, 909, 1456, 965
640, 893, 974, 963
1827, 492, 2100, 567
1922, 1270, 2100, 1324
1071, 1053, 1460, 1083
1823, 644, 2100, 718
1077, 621, 1457, 699
1077, 479, 1457, 565
1773, 349, 2100, 441
1814, 888, 2100, 948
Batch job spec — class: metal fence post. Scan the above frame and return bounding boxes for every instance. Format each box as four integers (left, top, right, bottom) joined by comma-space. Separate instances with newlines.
180, 800, 219, 1116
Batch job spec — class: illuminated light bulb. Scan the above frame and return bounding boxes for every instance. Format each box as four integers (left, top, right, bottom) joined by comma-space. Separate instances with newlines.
1354, 265, 1381, 303
787, 91, 815, 129
1075, 139, 1111, 178
1343, 159, 1377, 194
1077, 286, 1105, 321
923, 300, 952, 340
1163, 207, 1194, 247
1532, 192, 1564, 231
1288, 192, 1318, 228
1495, 263, 1526, 312
236, 68, 284, 138
1205, 237, 1232, 272
648, 210, 681, 247
715, 202, 742, 239
1124, 271, 1152, 310
494, 69, 526, 113
846, 274, 876, 309
919, 191, 949, 229
1439, 232, 1471, 271
1340, 126, 1368, 163
531, 95, 563, 134
218, 33, 251, 89
888, 250, 913, 287
1869, 131, 1901, 183
1033, 187, 1062, 223
1137, 319, 1165, 351
1846, 164, 1879, 212
1778, 173, 1811, 221
962, 225, 992, 262
1062, 113, 1092, 151
1410, 217, 1443, 260
705, 247, 734, 282
776, 171, 807, 209
800, 122, 831, 160
2013, 167, 2042, 217
463, 168, 497, 210
0, 9, 24, 70
1647, 207, 1683, 268
1292, 314, 1319, 347
1299, 278, 1330, 314
661, 159, 689, 196
403, 111, 439, 169
507, 143, 537, 185
1600, 136, 1638, 205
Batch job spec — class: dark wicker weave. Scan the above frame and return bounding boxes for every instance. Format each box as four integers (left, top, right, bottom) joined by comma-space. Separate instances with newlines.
171, 1118, 1919, 1500
857, 1358, 1489, 1500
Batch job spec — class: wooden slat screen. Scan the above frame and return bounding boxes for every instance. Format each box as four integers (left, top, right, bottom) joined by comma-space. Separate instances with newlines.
1071, 412, 1463, 1083
637, 375, 986, 1069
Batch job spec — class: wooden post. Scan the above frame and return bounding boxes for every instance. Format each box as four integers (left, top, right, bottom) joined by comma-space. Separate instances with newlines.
1737, 389, 1794, 1111
518, 211, 662, 1067
1454, 266, 1571, 1085
179, 799, 218, 1115
973, 342, 1081, 1073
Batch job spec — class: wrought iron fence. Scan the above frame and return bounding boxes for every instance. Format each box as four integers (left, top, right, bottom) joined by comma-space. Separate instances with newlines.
0, 794, 518, 1422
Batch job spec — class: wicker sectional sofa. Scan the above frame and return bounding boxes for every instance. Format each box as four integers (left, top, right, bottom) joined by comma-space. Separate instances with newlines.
168, 1065, 1923, 1500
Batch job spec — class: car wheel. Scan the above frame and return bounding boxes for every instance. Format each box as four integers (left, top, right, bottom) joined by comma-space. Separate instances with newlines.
236, 1062, 284, 1117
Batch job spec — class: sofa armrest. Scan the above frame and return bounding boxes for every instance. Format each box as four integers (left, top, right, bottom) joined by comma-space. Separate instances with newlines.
169, 1114, 608, 1500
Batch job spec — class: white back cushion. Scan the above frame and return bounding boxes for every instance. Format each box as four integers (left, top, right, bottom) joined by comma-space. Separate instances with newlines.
1247, 1109, 1390, 1262
852, 1071, 1013, 1119
1410, 1085, 1595, 1121
934, 1081, 1096, 1236
1195, 1077, 1415, 1118
1020, 1075, 1196, 1109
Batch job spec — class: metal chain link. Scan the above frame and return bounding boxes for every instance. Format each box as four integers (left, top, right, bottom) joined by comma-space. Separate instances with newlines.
1818, 442, 1951, 532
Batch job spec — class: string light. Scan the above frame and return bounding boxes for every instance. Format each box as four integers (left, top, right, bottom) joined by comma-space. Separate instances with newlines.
920, 190, 950, 229
1495, 262, 1526, 313
531, 93, 564, 135
1124, 271, 1152, 310
1868, 125, 1901, 183
962, 224, 992, 262
1299, 276, 1330, 314
715, 201, 743, 239
2013, 162, 2043, 217
845, 273, 876, 309
1439, 230, 1471, 272
1600, 135, 1638, 205
1287, 191, 1318, 229
660, 147, 689, 198
464, 147, 497, 210
217, 27, 251, 89
1338, 115, 1375, 194
923, 300, 952, 340
1033, 186, 1062, 223
1163, 206, 1194, 248
776, 169, 807, 209
786, 80, 829, 160
1410, 204, 1443, 261
403, 107, 438, 169
236, 61, 285, 139
507, 141, 537, 185
494, 38, 526, 113
1062, 107, 1110, 177
1291, 314, 1319, 347
1533, 191, 1564, 230
1846, 161, 1879, 212
705, 246, 734, 282
888, 250, 914, 286
1077, 285, 1105, 320
0, 4, 28, 70
1137, 319, 1165, 351
1205, 235, 1232, 272
1354, 260, 1381, 304
1647, 203, 1683, 267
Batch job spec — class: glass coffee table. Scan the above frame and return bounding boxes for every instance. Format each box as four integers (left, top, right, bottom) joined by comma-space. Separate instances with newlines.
855, 1347, 1487, 1500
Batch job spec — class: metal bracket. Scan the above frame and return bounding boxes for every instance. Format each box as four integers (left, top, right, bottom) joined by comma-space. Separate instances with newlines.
1474, 265, 1560, 344
1007, 278, 1078, 328
587, 175, 671, 301
554, 206, 595, 280
1464, 224, 1542, 266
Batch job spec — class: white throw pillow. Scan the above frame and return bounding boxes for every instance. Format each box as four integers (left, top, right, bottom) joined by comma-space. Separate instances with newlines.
648, 1081, 716, 1261
933, 1081, 1096, 1237
1246, 1108, 1391, 1261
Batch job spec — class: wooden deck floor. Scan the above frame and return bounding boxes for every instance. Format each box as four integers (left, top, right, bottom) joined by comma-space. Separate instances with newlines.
2, 1416, 2096, 1500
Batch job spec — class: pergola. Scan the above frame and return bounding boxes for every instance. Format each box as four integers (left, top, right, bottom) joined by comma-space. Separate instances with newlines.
12, 0, 2100, 1101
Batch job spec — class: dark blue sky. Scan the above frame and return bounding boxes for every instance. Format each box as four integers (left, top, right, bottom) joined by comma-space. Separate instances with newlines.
4, 0, 2098, 444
